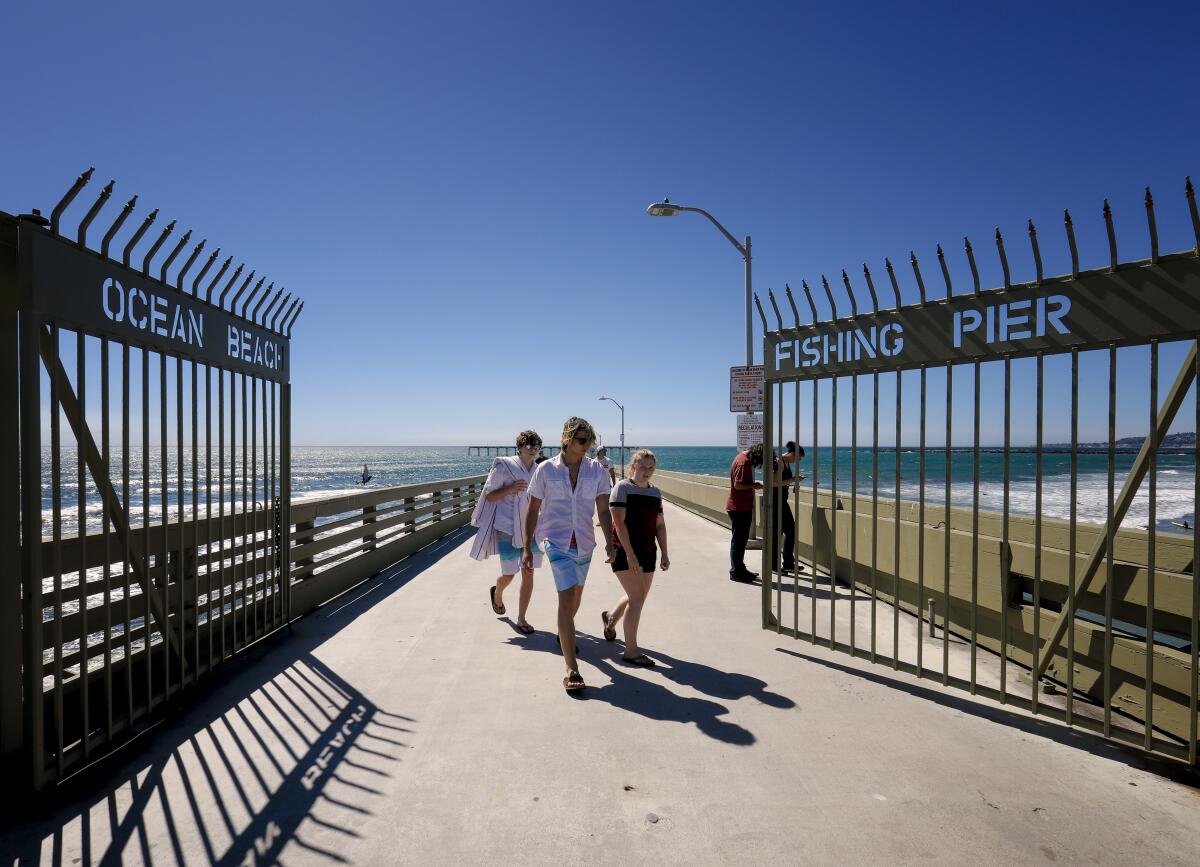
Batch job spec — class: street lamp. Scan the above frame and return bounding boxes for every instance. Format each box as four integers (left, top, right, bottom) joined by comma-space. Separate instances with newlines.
646, 198, 752, 367
598, 395, 625, 478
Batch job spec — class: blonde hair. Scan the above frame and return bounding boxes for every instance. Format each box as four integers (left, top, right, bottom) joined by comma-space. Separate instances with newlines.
559, 416, 597, 450
627, 448, 657, 475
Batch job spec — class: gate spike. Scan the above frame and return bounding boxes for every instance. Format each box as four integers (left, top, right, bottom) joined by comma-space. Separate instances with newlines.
50, 167, 95, 234
861, 264, 879, 313
240, 276, 265, 317
1064, 209, 1079, 278
277, 297, 301, 334
936, 244, 952, 299
767, 288, 784, 331
260, 286, 285, 325
909, 252, 926, 303
884, 257, 902, 308
76, 179, 114, 247
801, 280, 820, 323
122, 208, 158, 267
270, 292, 293, 331
101, 194, 137, 258
251, 281, 274, 322
964, 237, 981, 295
176, 239, 206, 291
1028, 219, 1043, 284
284, 301, 305, 338
1145, 186, 1159, 264
189, 248, 219, 297
1103, 198, 1118, 272
141, 218, 176, 276
784, 283, 801, 327
995, 228, 1011, 289
841, 269, 860, 317
159, 229, 191, 284
225, 271, 254, 312
821, 275, 839, 319
1187, 177, 1200, 254
221, 266, 250, 308
203, 255, 232, 302
752, 292, 769, 331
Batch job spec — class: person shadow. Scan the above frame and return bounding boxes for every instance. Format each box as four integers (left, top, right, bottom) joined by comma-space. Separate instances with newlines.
632, 647, 795, 709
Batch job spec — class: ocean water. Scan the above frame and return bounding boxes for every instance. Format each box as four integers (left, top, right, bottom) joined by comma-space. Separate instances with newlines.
39, 444, 1196, 538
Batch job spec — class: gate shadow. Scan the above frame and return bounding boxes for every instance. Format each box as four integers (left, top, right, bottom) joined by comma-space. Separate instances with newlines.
0, 526, 475, 866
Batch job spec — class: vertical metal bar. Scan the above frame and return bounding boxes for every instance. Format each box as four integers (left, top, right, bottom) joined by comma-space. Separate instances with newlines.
830, 374, 838, 648
271, 379, 279, 628
219, 370, 226, 661
762, 373, 774, 621
970, 360, 980, 692
871, 369, 880, 663
1001, 356, 1011, 700
917, 366, 926, 675
251, 375, 259, 639
1068, 349, 1079, 725
142, 348, 151, 708
160, 351, 169, 699
893, 370, 902, 667
850, 372, 858, 652
18, 304, 45, 789
241, 372, 249, 646
811, 377, 819, 643
122, 342, 132, 723
176, 357, 185, 685
1191, 341, 1199, 765
1104, 346, 1117, 737
943, 362, 952, 684
1033, 352, 1044, 714
1144, 341, 1157, 750
51, 323, 64, 777
205, 364, 212, 671
191, 359, 199, 680
793, 379, 800, 633
281, 379, 292, 625
101, 337, 112, 740
77, 329, 89, 758
775, 383, 782, 629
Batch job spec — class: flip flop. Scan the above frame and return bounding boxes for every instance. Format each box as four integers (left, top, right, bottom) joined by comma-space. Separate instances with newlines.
620, 654, 656, 667
515, 621, 535, 635
563, 670, 586, 692
601, 611, 617, 642
489, 585, 505, 616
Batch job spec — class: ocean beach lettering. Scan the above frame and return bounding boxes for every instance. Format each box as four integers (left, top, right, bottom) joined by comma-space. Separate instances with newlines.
101, 276, 204, 346
227, 324, 284, 370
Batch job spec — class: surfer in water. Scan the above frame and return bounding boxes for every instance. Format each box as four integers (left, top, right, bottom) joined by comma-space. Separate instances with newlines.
359, 464, 372, 485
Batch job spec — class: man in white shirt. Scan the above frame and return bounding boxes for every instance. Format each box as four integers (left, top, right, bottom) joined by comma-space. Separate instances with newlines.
595, 447, 617, 485
523, 417, 614, 693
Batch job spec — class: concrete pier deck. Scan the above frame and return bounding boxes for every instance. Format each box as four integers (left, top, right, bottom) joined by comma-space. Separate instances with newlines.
3, 503, 1199, 866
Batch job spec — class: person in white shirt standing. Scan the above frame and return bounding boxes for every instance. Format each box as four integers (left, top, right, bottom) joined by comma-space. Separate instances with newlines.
595, 447, 617, 486
523, 417, 614, 693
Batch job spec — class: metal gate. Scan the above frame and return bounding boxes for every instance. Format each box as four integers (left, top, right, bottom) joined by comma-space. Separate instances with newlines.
0, 169, 304, 791
760, 180, 1200, 765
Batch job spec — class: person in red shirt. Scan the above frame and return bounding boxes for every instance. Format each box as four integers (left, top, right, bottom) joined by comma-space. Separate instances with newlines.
727, 444, 764, 582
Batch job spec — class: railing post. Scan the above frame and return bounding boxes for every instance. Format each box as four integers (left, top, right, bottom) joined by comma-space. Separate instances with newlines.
363, 504, 377, 551
295, 520, 315, 574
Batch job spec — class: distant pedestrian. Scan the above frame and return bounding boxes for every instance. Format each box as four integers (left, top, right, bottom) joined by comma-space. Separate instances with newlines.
602, 449, 669, 666
596, 447, 617, 485
727, 443, 764, 582
359, 464, 372, 485
770, 442, 805, 576
523, 417, 614, 693
535, 449, 548, 464
471, 430, 544, 635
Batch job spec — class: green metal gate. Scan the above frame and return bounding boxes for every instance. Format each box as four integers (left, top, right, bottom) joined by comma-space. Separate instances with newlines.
760, 180, 1200, 765
0, 170, 304, 792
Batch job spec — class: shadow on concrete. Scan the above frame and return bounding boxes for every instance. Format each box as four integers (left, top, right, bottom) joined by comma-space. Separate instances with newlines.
776, 646, 1200, 785
0, 526, 475, 866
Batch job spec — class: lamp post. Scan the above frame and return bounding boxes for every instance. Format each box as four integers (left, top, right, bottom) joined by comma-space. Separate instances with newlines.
598, 395, 625, 478
646, 199, 752, 367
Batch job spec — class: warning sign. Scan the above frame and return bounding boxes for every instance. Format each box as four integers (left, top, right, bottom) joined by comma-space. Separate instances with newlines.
730, 365, 764, 413
736, 413, 763, 449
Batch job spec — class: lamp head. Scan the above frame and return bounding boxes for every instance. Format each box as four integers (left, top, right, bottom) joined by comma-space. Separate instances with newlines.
646, 198, 681, 217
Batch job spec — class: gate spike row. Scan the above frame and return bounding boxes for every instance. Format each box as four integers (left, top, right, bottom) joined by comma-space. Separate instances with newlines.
1028, 219, 1043, 284
240, 276, 266, 316
176, 239, 206, 291
801, 280, 820, 323
51, 167, 95, 234
1145, 186, 1159, 264
277, 297, 301, 334
784, 283, 802, 327
767, 288, 784, 331
141, 218, 176, 276
821, 275, 839, 320
841, 269, 860, 316
752, 292, 769, 331
230, 271, 259, 312
1064, 209, 1079, 277
861, 264, 879, 313
101, 194, 137, 258
122, 208, 158, 267
936, 244, 952, 299
884, 258, 902, 308
909, 251, 926, 303
77, 180, 114, 247
189, 247, 219, 297
995, 227, 1011, 289
1187, 177, 1200, 253
251, 282, 275, 323
1103, 198, 1118, 272
159, 228, 192, 284
203, 255, 231, 302
284, 301, 304, 338
270, 292, 293, 331
217, 264, 245, 306
964, 237, 981, 294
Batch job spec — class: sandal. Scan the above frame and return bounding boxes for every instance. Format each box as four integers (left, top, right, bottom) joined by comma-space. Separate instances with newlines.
489, 585, 505, 616
515, 621, 535, 635
620, 654, 656, 667
563, 670, 586, 692
601, 611, 617, 642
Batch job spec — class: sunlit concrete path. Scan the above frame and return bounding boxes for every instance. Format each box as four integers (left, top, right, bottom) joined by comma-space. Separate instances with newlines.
3, 502, 1200, 866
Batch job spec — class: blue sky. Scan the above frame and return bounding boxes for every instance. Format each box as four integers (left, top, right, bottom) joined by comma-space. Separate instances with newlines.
5, 1, 1199, 447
